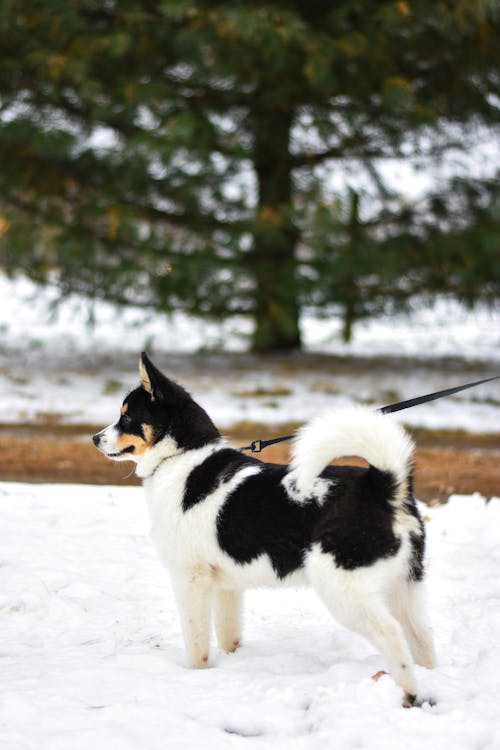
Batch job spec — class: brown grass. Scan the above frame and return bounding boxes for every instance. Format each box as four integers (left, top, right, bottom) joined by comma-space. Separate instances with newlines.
0, 423, 498, 503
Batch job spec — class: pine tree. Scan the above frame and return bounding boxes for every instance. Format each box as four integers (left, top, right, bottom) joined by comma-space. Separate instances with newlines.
0, 1, 498, 350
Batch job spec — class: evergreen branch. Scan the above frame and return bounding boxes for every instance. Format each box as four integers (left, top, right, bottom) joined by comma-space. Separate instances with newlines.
123, 201, 250, 233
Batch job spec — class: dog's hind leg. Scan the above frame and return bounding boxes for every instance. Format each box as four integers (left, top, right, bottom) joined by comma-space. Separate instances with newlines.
389, 580, 437, 669
172, 566, 215, 669
215, 588, 243, 653
307, 548, 419, 703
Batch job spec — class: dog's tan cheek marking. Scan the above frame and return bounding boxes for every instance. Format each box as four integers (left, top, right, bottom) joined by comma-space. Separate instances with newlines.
116, 433, 145, 454
115, 424, 154, 455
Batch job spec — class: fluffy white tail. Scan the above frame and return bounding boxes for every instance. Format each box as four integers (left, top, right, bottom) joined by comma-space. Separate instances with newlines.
290, 407, 414, 501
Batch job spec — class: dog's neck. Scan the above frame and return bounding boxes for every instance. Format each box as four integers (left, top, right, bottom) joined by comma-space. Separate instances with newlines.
135, 436, 225, 480
135, 436, 183, 479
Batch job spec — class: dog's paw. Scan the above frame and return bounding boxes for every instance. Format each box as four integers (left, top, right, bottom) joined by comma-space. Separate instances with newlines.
402, 692, 437, 709
220, 638, 241, 654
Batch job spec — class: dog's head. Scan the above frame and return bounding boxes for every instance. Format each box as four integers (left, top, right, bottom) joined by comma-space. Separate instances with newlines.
92, 352, 220, 466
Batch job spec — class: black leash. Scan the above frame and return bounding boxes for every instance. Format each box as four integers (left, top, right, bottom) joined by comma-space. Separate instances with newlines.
240, 374, 500, 453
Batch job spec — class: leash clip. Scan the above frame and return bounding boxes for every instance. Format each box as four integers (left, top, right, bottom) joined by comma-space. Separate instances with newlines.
239, 438, 263, 453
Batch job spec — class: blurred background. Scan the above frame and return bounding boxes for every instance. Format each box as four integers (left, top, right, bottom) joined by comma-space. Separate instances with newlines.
0, 0, 499, 498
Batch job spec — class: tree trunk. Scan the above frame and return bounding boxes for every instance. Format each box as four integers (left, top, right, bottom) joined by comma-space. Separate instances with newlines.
341, 189, 361, 343
249, 108, 301, 352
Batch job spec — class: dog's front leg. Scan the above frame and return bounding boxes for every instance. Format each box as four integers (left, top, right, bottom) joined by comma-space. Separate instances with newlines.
172, 567, 214, 669
215, 588, 242, 653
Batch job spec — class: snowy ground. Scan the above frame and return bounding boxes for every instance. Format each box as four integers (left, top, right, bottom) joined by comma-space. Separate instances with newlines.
1, 273, 499, 748
0, 273, 499, 433
1, 482, 499, 750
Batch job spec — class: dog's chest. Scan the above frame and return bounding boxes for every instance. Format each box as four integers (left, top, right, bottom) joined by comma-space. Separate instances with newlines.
142, 452, 261, 572
144, 470, 207, 566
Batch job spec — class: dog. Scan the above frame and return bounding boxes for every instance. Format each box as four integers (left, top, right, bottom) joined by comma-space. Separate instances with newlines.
93, 352, 436, 706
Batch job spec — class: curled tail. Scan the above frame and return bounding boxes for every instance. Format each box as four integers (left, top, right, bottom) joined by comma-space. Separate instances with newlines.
290, 407, 414, 503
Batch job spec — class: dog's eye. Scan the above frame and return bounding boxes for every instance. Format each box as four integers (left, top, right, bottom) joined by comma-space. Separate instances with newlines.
121, 414, 133, 428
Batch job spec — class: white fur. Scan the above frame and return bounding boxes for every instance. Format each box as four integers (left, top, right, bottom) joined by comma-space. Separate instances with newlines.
281, 472, 332, 505
388, 580, 437, 670
290, 407, 414, 502
135, 436, 182, 478
305, 539, 436, 699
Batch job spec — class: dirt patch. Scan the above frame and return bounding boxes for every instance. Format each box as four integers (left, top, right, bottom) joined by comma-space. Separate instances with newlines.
0, 423, 498, 503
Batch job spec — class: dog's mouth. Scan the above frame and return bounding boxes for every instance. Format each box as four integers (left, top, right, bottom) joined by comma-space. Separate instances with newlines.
106, 445, 136, 458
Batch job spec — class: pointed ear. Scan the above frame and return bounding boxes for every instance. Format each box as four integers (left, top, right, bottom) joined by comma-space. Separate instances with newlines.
139, 352, 164, 401
139, 352, 190, 404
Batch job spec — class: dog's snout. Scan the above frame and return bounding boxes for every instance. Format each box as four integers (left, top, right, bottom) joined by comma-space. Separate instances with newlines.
92, 433, 100, 447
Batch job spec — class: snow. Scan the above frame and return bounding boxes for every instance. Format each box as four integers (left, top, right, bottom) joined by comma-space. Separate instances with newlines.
1, 482, 499, 749
0, 272, 499, 747
0, 273, 499, 433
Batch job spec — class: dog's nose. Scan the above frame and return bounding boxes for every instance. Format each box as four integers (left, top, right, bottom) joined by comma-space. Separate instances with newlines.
92, 434, 100, 447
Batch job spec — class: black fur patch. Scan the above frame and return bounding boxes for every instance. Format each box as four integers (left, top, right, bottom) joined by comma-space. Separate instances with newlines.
408, 531, 425, 581
118, 408, 147, 439
312, 465, 402, 569
401, 476, 425, 581
216, 461, 421, 577
217, 465, 319, 579
183, 449, 258, 511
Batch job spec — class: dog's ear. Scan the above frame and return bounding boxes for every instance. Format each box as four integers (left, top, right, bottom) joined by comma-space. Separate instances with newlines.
139, 352, 165, 400
139, 352, 189, 404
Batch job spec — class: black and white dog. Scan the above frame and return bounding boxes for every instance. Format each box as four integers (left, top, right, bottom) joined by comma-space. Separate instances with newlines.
93, 353, 436, 706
